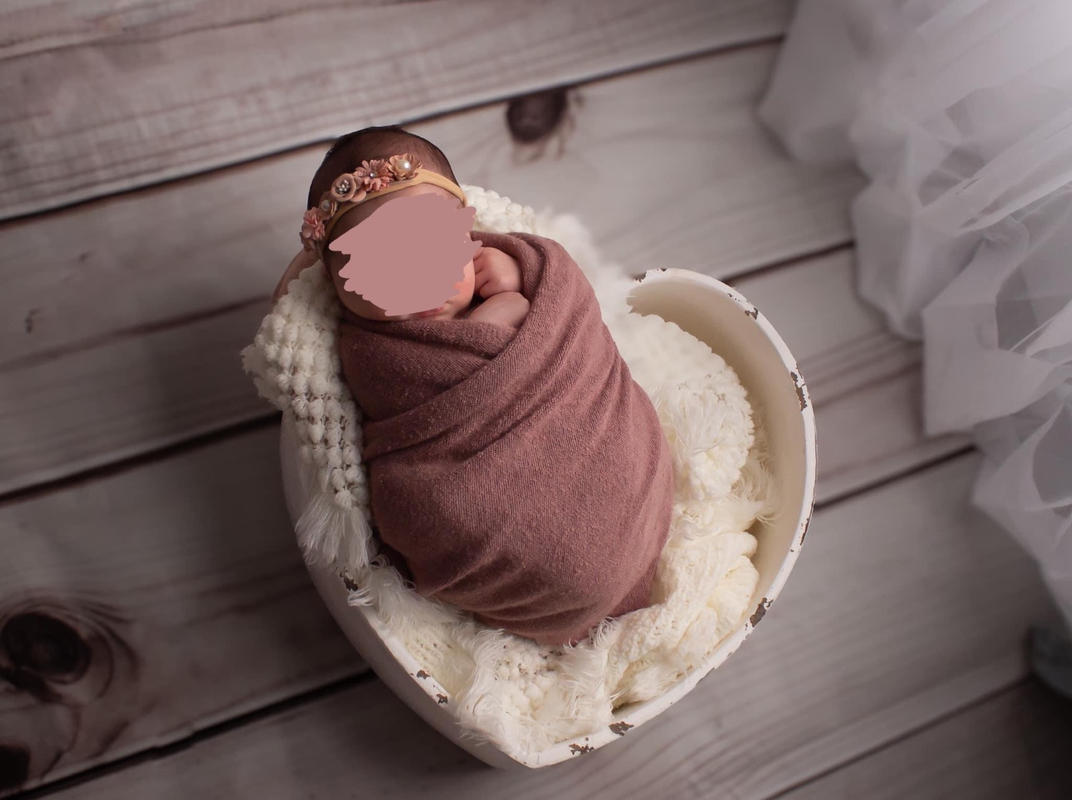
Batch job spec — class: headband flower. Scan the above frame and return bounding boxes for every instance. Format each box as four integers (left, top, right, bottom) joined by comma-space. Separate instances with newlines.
300, 152, 424, 252
329, 173, 365, 204
354, 158, 393, 192
300, 208, 325, 243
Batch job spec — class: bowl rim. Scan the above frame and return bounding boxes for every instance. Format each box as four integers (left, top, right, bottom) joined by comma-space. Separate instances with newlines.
632, 267, 816, 630
282, 266, 816, 768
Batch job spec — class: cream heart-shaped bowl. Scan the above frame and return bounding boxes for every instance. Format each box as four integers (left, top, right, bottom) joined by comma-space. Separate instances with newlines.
279, 267, 816, 768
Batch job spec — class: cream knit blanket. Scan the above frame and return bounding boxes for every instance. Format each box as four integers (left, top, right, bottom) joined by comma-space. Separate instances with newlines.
241, 186, 776, 753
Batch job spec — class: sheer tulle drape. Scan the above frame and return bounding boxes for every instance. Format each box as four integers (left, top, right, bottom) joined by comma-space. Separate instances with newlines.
758, 0, 1072, 632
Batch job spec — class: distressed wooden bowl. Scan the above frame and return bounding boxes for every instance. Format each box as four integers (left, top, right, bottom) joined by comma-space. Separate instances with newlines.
279, 267, 816, 768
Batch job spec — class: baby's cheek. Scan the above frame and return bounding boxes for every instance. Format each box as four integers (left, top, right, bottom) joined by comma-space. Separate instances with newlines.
448, 261, 475, 304
456, 261, 475, 291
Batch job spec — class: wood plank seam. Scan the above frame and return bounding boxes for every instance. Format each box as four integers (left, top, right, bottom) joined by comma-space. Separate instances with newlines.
762, 678, 1034, 800
815, 444, 975, 508
0, 414, 278, 508
632, 240, 854, 285
4, 671, 379, 800
0, 296, 270, 374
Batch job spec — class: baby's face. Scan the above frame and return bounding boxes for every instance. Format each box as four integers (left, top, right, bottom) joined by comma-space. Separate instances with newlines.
323, 184, 477, 322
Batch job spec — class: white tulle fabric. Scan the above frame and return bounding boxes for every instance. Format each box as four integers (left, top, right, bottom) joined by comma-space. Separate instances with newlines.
759, 0, 1072, 628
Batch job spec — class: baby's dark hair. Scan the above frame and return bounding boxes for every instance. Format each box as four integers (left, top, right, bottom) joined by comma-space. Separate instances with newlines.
307, 125, 459, 208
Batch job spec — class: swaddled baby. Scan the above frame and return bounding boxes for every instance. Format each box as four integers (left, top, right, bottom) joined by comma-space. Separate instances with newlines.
276, 125, 674, 646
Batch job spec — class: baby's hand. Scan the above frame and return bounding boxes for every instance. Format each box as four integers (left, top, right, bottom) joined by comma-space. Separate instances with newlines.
473, 245, 522, 298
467, 291, 530, 330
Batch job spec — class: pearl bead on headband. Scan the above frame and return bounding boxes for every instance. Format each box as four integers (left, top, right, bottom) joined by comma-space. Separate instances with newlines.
300, 153, 468, 254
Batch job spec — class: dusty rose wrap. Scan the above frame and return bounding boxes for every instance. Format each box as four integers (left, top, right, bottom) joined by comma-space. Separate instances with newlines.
337, 231, 673, 646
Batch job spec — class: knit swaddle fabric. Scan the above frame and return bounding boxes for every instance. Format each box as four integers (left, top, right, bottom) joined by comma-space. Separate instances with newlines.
338, 231, 675, 646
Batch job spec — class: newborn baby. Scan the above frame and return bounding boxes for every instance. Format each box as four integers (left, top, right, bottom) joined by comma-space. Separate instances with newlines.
275, 125, 674, 647
274, 157, 527, 332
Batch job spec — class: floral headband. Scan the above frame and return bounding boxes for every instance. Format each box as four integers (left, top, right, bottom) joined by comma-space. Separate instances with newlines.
300, 152, 467, 253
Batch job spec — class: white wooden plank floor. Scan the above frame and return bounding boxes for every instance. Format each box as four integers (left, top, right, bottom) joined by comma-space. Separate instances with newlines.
0, 0, 791, 218
33, 455, 1067, 800
0, 42, 862, 495
781, 682, 1072, 800
2, 1, 1068, 797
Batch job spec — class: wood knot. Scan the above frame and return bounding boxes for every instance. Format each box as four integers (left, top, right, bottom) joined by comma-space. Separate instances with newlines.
2, 612, 90, 684
0, 597, 140, 790
0, 744, 30, 792
0, 597, 137, 706
506, 88, 568, 143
